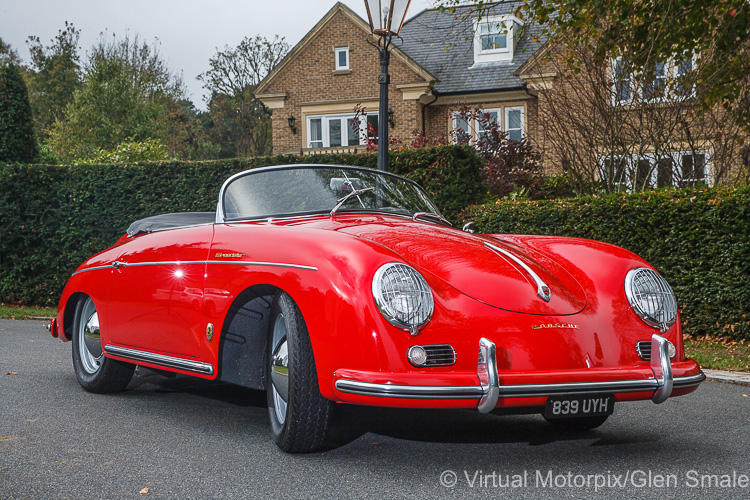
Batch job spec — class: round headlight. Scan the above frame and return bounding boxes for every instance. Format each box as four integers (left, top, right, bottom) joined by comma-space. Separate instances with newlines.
372, 263, 434, 334
624, 267, 677, 331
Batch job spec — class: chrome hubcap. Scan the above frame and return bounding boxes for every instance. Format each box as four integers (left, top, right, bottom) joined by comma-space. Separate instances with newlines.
78, 298, 104, 374
270, 314, 289, 425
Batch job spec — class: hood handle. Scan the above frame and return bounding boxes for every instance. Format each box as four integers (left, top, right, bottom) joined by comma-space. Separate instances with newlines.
483, 242, 552, 302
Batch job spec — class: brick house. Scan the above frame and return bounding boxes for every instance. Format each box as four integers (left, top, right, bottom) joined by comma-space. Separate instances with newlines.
256, 1, 542, 156
257, 1, 746, 188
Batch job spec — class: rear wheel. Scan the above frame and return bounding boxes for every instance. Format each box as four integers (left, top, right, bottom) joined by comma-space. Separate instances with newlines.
266, 292, 332, 453
544, 415, 608, 431
71, 296, 134, 393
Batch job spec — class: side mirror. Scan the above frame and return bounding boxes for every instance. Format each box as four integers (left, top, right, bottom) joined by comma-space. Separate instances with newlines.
462, 222, 476, 233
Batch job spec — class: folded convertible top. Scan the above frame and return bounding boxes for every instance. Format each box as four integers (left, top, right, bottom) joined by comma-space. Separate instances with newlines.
126, 212, 215, 237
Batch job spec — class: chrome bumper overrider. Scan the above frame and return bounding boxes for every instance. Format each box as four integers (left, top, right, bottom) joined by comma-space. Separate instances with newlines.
334, 335, 706, 413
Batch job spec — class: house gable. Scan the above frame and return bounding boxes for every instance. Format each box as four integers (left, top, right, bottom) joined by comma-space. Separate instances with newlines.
256, 2, 436, 154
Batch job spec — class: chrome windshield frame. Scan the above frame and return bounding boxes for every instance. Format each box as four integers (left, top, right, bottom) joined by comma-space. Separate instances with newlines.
215, 164, 445, 224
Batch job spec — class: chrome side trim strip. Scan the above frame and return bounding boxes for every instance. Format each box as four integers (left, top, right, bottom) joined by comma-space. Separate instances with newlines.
207, 261, 318, 271
334, 373, 705, 400
104, 345, 214, 375
484, 242, 552, 302
73, 260, 317, 276
71, 264, 115, 276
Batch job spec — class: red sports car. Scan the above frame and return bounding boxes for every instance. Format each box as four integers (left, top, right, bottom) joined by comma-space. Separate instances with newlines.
49, 164, 704, 453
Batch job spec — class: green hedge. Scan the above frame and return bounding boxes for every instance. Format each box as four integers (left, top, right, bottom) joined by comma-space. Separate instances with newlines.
0, 146, 485, 305
462, 187, 750, 341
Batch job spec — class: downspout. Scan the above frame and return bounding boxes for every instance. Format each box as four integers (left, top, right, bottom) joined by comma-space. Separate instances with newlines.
421, 90, 439, 136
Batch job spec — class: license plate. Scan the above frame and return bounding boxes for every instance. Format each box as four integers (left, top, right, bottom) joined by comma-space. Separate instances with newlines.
544, 394, 615, 419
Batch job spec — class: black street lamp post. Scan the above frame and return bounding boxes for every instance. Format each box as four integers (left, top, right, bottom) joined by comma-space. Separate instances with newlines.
364, 0, 412, 172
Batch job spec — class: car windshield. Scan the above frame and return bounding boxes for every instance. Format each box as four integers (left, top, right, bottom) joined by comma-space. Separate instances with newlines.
221, 165, 444, 221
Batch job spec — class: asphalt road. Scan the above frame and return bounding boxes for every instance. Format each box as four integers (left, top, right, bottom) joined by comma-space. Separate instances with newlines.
1, 319, 749, 499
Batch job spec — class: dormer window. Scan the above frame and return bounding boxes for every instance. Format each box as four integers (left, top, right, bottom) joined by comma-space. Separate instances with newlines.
335, 47, 349, 71
473, 15, 522, 64
480, 22, 508, 52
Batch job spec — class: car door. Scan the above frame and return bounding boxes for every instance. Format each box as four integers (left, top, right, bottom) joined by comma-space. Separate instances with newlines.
106, 225, 213, 358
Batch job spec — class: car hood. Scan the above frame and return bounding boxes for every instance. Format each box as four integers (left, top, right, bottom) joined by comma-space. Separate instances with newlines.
335, 218, 587, 316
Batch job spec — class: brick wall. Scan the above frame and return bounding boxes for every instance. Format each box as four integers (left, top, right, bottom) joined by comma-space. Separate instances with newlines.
265, 10, 427, 154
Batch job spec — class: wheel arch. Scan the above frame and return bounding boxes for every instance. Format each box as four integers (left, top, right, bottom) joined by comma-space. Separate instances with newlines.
216, 283, 281, 390
62, 291, 89, 342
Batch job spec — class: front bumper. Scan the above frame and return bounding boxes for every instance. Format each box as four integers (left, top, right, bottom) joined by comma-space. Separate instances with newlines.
334, 334, 705, 412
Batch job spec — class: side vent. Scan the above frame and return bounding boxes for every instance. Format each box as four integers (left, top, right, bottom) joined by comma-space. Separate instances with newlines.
636, 341, 652, 360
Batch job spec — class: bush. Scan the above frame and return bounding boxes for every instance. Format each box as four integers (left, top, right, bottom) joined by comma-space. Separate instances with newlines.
462, 187, 750, 341
77, 137, 171, 165
0, 146, 486, 305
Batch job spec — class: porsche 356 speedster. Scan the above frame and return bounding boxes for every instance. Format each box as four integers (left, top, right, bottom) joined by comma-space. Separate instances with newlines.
48, 164, 705, 453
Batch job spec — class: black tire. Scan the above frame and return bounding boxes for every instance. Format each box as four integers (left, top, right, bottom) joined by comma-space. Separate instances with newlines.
544, 415, 608, 432
71, 296, 134, 393
266, 291, 333, 453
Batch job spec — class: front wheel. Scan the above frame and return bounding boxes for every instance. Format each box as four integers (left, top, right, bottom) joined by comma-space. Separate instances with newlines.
71, 296, 134, 393
544, 415, 608, 431
266, 292, 333, 453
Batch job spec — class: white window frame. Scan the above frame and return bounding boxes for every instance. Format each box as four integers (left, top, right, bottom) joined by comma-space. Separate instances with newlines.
452, 107, 523, 144
611, 57, 634, 106
504, 106, 524, 142
451, 111, 474, 145
612, 54, 697, 106
334, 47, 349, 71
473, 15, 521, 64
306, 113, 376, 149
673, 51, 696, 99
599, 150, 710, 190
642, 60, 669, 103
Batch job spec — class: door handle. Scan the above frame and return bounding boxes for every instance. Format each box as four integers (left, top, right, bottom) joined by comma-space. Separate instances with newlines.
112, 260, 128, 269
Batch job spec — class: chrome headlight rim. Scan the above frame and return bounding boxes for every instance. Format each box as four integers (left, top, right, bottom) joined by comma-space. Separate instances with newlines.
624, 267, 678, 332
372, 262, 434, 335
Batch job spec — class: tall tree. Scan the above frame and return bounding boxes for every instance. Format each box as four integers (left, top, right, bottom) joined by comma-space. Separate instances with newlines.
198, 35, 289, 157
26, 22, 82, 140
0, 37, 22, 65
48, 32, 187, 161
0, 62, 38, 162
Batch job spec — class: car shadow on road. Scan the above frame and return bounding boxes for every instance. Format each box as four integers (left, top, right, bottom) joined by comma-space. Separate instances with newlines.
119, 369, 656, 450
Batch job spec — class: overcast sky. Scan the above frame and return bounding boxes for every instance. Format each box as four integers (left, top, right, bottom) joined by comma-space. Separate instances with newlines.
0, 0, 436, 110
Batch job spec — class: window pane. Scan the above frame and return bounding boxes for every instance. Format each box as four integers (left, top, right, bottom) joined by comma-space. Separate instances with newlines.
643, 61, 667, 101
477, 111, 498, 140
507, 109, 521, 130
482, 33, 507, 50
676, 53, 693, 76
329, 119, 341, 147
657, 157, 673, 188
338, 50, 347, 68
506, 108, 522, 142
367, 115, 378, 145
681, 153, 706, 187
309, 118, 322, 148
675, 53, 694, 97
454, 114, 470, 143
635, 158, 652, 189
347, 118, 360, 146
614, 59, 632, 103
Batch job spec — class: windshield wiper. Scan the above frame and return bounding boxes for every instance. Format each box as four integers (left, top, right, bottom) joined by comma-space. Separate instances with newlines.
330, 187, 375, 216
412, 212, 452, 226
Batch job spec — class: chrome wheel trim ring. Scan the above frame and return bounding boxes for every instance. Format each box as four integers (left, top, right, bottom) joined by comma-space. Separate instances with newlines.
270, 313, 288, 425
78, 298, 104, 374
